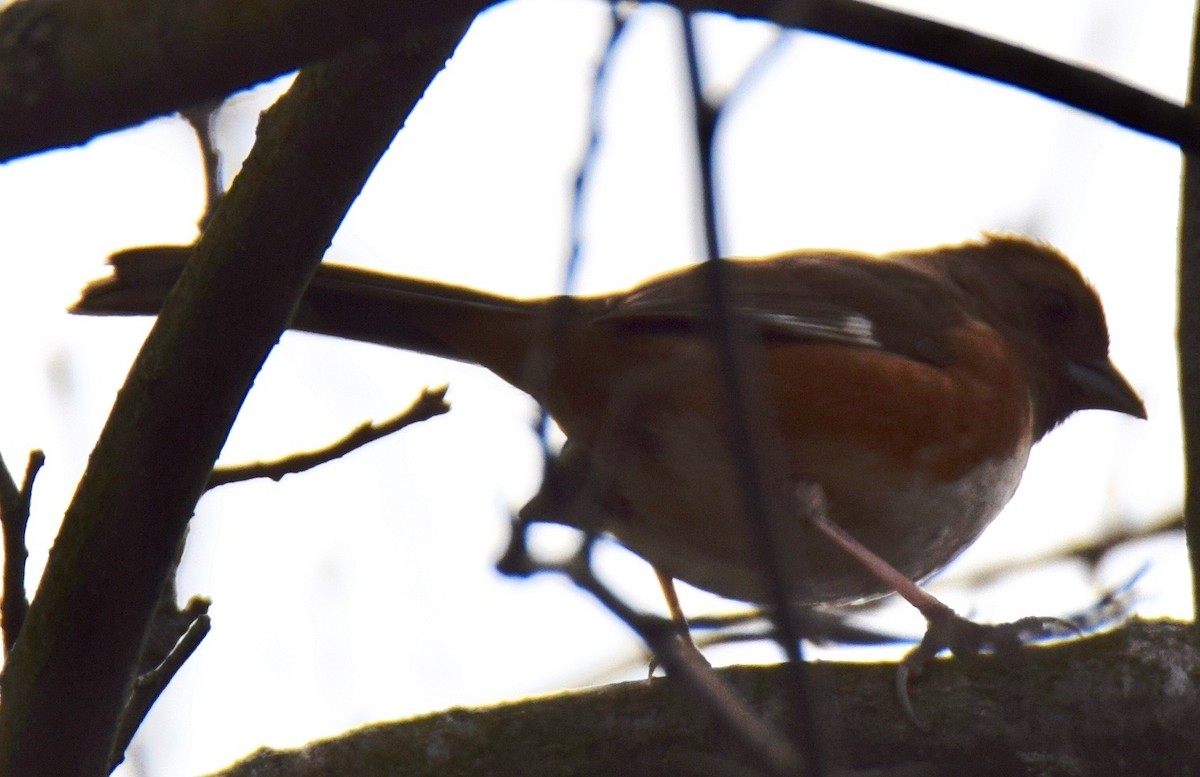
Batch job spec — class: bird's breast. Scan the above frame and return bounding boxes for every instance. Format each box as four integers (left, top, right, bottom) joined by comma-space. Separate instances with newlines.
553, 323, 1037, 605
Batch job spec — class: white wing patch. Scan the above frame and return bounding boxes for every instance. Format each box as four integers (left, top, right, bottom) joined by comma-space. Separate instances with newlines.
750, 309, 881, 348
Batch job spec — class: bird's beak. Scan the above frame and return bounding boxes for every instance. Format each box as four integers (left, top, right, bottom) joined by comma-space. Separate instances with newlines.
1066, 358, 1147, 419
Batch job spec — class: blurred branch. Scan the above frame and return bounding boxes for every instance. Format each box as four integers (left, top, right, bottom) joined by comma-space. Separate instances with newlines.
521, 1, 632, 608
680, 9, 820, 773
941, 512, 1183, 592
207, 386, 450, 489
698, 0, 1199, 150
560, 1, 631, 294
0, 450, 43, 655
0, 22, 472, 776
207, 620, 1200, 777
508, 17, 809, 768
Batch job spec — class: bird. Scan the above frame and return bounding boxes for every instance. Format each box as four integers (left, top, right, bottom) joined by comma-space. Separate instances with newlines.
72, 234, 1145, 683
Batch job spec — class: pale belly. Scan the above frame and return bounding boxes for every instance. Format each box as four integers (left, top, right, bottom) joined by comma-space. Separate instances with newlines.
597, 426, 1032, 605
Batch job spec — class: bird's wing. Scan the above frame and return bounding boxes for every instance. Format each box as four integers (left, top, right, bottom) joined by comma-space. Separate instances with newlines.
596, 252, 965, 366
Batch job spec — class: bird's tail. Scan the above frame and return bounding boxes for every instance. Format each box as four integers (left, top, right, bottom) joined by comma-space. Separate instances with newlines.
72, 245, 560, 384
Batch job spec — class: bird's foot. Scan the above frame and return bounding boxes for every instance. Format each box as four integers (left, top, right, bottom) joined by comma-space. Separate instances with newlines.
802, 485, 1080, 724
896, 600, 1080, 726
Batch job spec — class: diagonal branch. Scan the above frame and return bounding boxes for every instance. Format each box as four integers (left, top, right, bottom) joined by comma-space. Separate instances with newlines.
699, 0, 1199, 150
0, 21, 472, 777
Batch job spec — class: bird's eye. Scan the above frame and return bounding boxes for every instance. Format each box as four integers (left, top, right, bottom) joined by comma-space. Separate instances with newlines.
1038, 289, 1075, 324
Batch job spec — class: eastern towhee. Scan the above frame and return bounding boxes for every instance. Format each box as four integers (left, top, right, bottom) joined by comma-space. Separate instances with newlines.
73, 235, 1145, 696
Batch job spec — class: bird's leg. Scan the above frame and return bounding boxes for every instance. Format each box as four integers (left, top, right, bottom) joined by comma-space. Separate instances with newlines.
656, 568, 693, 639
650, 569, 712, 676
797, 483, 1078, 723
524, 356, 717, 676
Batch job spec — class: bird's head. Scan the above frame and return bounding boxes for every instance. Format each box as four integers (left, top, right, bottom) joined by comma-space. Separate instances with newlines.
937, 235, 1145, 438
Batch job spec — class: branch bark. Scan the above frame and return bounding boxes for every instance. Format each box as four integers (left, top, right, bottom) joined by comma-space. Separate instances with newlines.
0, 0, 495, 162
205, 620, 1200, 777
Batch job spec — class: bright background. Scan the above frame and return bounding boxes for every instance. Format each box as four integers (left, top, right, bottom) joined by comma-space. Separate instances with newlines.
0, 1, 1189, 774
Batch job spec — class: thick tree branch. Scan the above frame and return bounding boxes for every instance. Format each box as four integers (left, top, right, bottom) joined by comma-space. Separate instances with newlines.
2, 0, 1196, 166
0, 21, 471, 777
0, 0, 495, 162
205, 620, 1200, 777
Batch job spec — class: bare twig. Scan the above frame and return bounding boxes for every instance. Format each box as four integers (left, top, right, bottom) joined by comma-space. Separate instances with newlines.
0, 451, 22, 655
0, 450, 44, 655
181, 98, 227, 232
520, 1, 633, 557
109, 597, 211, 771
0, 452, 17, 535
207, 386, 450, 489
941, 512, 1183, 592
562, 1, 631, 295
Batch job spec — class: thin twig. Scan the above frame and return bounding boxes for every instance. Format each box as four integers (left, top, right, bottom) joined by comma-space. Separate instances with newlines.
940, 512, 1183, 593
1, 450, 44, 654
562, 1, 631, 295
0, 450, 21, 655
109, 597, 212, 771
0, 453, 17, 533
207, 386, 450, 489
180, 97, 227, 232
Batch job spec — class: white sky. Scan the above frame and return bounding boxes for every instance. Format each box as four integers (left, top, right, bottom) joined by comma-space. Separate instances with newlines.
0, 1, 1190, 774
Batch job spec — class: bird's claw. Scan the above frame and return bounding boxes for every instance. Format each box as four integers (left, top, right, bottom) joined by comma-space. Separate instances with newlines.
896, 607, 1080, 727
